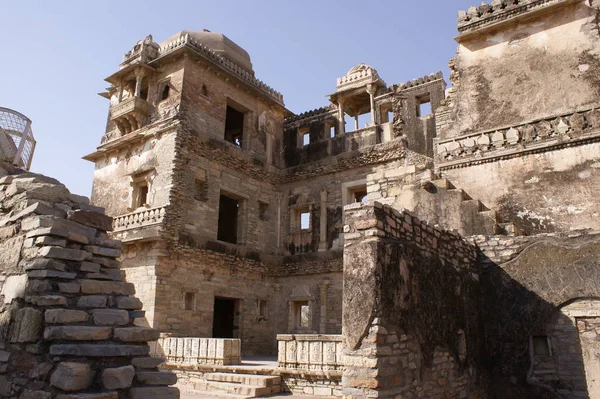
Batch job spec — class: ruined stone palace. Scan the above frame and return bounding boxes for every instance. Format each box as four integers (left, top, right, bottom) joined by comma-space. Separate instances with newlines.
80, 0, 600, 397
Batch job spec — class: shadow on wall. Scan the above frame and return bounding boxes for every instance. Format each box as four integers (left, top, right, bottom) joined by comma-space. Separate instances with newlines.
478, 235, 600, 398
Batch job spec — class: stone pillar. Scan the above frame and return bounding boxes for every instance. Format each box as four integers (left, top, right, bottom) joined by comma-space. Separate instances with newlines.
318, 189, 328, 252
134, 67, 145, 98
354, 115, 359, 131
367, 84, 377, 125
118, 78, 124, 102
337, 100, 346, 135
319, 280, 330, 334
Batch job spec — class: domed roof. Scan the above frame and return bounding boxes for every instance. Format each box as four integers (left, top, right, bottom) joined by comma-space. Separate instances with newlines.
347, 63, 377, 75
160, 30, 253, 72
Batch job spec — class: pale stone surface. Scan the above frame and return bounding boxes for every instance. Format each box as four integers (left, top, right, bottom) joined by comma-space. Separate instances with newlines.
2, 274, 28, 304
131, 357, 165, 369
130, 387, 180, 399
50, 362, 92, 391
102, 365, 135, 389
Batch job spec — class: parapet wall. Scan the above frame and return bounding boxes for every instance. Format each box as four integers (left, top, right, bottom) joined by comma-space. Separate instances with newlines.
341, 202, 485, 399
0, 162, 178, 399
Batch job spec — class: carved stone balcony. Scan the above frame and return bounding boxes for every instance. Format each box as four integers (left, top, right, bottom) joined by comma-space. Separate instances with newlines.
113, 206, 165, 231
110, 97, 154, 134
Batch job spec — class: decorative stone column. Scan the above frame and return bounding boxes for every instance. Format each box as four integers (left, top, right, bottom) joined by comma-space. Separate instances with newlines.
134, 67, 146, 98
319, 280, 331, 334
337, 100, 346, 135
318, 189, 328, 252
367, 84, 377, 125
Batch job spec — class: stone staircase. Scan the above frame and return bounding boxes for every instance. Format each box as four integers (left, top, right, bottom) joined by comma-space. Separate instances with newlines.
393, 174, 521, 237
183, 372, 281, 398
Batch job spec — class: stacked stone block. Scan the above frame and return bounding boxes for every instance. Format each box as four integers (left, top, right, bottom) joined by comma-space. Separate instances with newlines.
0, 163, 179, 399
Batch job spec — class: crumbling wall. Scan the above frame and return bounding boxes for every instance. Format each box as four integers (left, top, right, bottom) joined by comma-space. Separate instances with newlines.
442, 144, 600, 234
0, 162, 178, 399
341, 202, 485, 399
438, 1, 600, 140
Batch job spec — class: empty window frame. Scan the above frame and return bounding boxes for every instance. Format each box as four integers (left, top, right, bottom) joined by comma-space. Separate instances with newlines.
416, 94, 432, 117
130, 171, 155, 209
291, 206, 311, 231
291, 300, 311, 330
217, 193, 241, 244
159, 81, 171, 102
532, 336, 551, 356
297, 127, 310, 148
303, 132, 310, 146
184, 292, 196, 311
324, 120, 336, 138
224, 102, 246, 147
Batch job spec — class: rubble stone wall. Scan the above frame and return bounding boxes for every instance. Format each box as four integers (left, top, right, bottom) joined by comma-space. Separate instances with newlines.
0, 162, 178, 399
341, 202, 485, 399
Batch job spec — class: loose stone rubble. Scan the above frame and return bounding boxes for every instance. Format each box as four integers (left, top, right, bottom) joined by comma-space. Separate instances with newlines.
0, 162, 179, 398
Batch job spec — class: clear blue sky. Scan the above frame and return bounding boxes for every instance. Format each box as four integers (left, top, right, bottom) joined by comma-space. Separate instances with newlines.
1, 0, 476, 198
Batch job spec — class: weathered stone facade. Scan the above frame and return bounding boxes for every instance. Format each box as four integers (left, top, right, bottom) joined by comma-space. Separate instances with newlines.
79, 1, 600, 398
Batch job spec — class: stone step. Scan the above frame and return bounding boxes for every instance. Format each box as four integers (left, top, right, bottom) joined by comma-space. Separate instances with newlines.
194, 380, 281, 397
205, 372, 281, 387
183, 388, 249, 399
462, 199, 484, 212
430, 178, 453, 189
448, 188, 470, 200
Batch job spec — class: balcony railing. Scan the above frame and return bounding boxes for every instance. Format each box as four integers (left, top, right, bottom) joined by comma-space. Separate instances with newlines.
110, 97, 154, 134
113, 206, 165, 232
277, 334, 344, 371
152, 336, 242, 366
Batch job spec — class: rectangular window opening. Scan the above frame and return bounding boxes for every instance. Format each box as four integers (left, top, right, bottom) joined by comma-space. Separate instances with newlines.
303, 133, 310, 146
291, 300, 310, 330
300, 212, 310, 230
224, 105, 245, 147
532, 336, 551, 356
184, 292, 196, 311
218, 193, 240, 244
137, 185, 149, 207
416, 94, 432, 117
330, 126, 335, 138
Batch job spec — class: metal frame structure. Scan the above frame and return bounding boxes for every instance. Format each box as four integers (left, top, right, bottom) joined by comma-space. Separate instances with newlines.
0, 107, 36, 170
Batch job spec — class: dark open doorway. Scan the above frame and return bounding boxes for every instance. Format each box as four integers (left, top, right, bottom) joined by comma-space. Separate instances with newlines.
213, 297, 238, 338
217, 194, 239, 244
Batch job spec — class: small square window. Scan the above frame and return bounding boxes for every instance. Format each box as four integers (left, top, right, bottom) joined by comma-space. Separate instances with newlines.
303, 133, 310, 146
532, 336, 550, 356
184, 292, 196, 311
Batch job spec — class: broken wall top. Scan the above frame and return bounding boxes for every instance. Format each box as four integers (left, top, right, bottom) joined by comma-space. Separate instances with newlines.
438, 0, 600, 141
